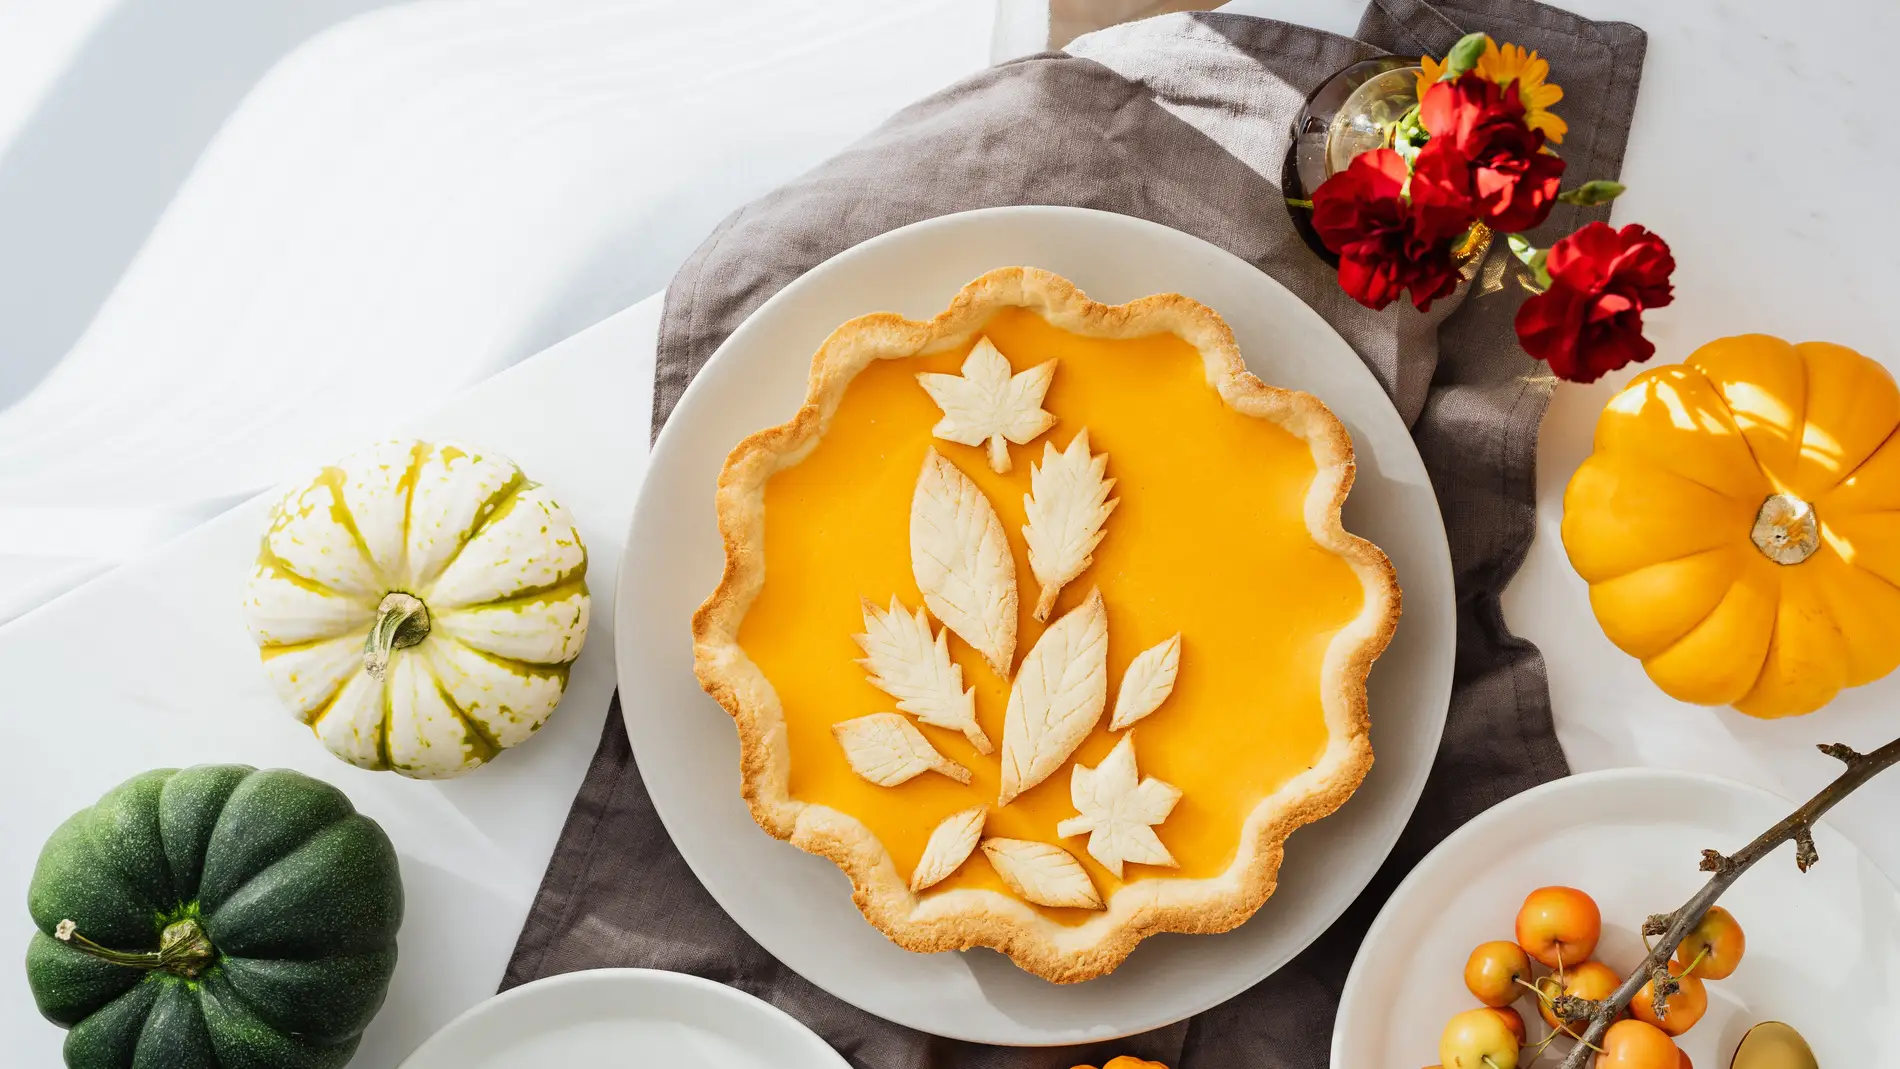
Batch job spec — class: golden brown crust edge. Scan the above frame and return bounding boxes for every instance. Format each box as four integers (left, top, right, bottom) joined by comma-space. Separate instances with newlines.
690, 266, 1402, 983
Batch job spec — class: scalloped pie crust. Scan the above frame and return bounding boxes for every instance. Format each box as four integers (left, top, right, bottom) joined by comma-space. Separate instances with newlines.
692, 267, 1399, 983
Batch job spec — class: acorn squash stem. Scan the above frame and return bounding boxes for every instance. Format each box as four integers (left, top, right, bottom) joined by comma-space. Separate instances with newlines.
53, 917, 215, 979
363, 592, 431, 680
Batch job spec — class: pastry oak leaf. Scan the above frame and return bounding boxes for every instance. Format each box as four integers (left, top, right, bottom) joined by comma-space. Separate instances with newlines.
1055, 732, 1181, 878
911, 805, 987, 891
997, 588, 1109, 805
1022, 428, 1119, 621
1108, 633, 1181, 731
854, 597, 992, 753
910, 449, 1018, 676
980, 837, 1103, 909
917, 336, 1056, 474
833, 713, 973, 787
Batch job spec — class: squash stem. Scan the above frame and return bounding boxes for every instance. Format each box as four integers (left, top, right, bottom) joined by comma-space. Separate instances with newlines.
364, 592, 431, 680
1751, 493, 1818, 565
53, 918, 216, 979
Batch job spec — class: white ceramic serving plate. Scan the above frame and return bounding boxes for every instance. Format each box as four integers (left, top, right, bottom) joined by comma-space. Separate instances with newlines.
616, 205, 1456, 1044
397, 968, 850, 1068
1335, 767, 1900, 1066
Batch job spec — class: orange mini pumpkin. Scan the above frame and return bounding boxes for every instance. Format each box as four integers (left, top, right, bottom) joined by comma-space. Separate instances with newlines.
1564, 334, 1900, 717
1070, 1059, 1169, 1069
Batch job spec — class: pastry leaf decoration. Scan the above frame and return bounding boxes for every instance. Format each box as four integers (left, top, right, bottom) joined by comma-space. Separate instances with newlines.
847, 351, 1194, 911
997, 588, 1109, 805
916, 336, 1056, 474
910, 449, 1018, 676
833, 713, 973, 787
980, 837, 1103, 909
854, 597, 992, 754
911, 806, 987, 892
1055, 732, 1181, 877
1022, 428, 1118, 621
1108, 633, 1181, 731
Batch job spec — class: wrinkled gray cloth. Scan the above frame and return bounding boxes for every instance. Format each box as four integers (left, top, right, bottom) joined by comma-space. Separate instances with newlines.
504, 2, 1645, 1064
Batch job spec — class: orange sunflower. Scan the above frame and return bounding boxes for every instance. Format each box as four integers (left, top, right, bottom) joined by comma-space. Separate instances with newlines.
1417, 36, 1567, 144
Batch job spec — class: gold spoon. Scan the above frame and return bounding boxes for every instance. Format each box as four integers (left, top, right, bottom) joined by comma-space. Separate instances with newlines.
1731, 1022, 1818, 1069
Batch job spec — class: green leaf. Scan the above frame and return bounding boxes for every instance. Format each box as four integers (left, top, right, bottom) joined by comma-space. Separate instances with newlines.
1507, 234, 1553, 291
1556, 180, 1626, 207
1442, 33, 1488, 80
1391, 106, 1429, 166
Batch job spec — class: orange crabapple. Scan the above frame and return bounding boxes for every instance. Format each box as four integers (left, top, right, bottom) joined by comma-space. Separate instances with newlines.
1672, 906, 1745, 980
1631, 971, 1707, 1036
1464, 941, 1534, 1007
1534, 959, 1621, 1030
1593, 1019, 1681, 1069
1515, 886, 1602, 969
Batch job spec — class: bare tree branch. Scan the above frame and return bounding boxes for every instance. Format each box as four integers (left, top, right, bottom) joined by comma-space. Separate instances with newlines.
1546, 735, 1900, 1068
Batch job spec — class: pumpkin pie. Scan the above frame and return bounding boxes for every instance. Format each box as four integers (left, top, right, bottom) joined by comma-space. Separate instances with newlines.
692, 267, 1399, 982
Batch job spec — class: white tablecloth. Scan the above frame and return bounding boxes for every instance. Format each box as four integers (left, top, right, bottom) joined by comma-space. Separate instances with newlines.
0, 297, 661, 1066
0, 0, 994, 623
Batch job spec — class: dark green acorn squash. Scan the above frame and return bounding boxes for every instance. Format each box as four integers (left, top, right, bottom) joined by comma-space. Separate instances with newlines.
24, 765, 403, 1068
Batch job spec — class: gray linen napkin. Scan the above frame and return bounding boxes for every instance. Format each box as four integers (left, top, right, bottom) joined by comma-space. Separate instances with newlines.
504, 2, 1645, 1064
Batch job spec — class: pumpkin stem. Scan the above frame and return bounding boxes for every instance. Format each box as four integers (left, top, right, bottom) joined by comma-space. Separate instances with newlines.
1751, 493, 1818, 565
364, 592, 431, 680
53, 917, 216, 979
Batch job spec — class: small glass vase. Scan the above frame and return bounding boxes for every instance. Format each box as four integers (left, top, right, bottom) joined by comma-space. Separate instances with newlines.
1284, 58, 1493, 276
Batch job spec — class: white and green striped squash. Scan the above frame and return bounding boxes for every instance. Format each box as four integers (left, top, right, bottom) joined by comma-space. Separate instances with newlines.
242, 439, 589, 779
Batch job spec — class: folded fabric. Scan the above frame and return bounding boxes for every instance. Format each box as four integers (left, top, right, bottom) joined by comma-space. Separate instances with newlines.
0, 0, 990, 625
508, 2, 1646, 1065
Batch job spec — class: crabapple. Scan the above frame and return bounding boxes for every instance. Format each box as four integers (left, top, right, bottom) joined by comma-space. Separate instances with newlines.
1672, 906, 1744, 980
1465, 941, 1534, 1007
1515, 886, 1601, 968
1535, 959, 1620, 1030
1631, 971, 1707, 1036
1440, 1007, 1520, 1069
1593, 1019, 1680, 1069
1484, 1007, 1527, 1045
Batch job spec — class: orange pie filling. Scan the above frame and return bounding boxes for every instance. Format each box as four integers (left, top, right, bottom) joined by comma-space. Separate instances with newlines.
736, 307, 1367, 920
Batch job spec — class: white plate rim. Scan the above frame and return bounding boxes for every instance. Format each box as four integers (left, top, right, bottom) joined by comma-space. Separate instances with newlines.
397, 967, 850, 1069
616, 204, 1456, 1044
1330, 765, 1900, 1066
397, 968, 850, 1067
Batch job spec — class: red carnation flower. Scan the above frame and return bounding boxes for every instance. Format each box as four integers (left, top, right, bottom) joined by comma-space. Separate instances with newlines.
1419, 73, 1565, 233
1514, 222, 1676, 383
1310, 146, 1475, 312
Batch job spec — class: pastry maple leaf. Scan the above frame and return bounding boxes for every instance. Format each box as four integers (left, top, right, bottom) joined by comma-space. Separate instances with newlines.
1022, 428, 1118, 621
917, 336, 1056, 474
1056, 732, 1181, 878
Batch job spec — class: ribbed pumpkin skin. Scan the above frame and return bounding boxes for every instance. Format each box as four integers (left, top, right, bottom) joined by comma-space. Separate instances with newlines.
1563, 334, 1900, 717
242, 439, 590, 780
25, 766, 402, 1068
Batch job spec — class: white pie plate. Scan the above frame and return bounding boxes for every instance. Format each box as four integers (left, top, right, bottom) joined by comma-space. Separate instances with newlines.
1334, 767, 1900, 1067
397, 969, 850, 1068
616, 205, 1456, 1044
